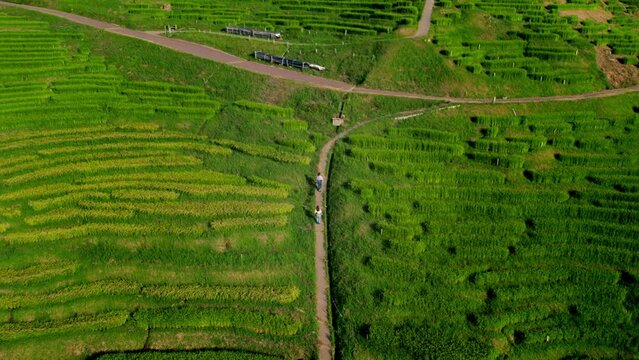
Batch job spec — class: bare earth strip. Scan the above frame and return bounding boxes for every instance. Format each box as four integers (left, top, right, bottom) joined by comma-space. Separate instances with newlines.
0, 1, 637, 104
412, 0, 436, 38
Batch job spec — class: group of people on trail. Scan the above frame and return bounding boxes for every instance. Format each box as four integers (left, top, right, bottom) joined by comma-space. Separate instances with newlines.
315, 172, 323, 224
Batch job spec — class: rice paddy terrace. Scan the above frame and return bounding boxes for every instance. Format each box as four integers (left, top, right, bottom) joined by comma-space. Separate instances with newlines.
0, 12, 318, 359
1, 1, 639, 359
127, 0, 427, 36
431, 0, 638, 87
6, 0, 426, 36
328, 97, 639, 359
7, 0, 638, 98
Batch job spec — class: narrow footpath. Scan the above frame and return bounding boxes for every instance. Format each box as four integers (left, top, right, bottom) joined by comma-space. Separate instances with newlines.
412, 0, 436, 38
1, 1, 637, 104
314, 124, 370, 360
314, 107, 431, 359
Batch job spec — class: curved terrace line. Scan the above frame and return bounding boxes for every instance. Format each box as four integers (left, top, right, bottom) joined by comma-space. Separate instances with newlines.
1, 1, 637, 104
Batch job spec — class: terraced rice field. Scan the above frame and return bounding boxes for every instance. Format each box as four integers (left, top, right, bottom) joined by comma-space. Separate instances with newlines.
6, 0, 425, 36
128, 0, 426, 36
0, 11, 316, 359
329, 97, 639, 358
431, 0, 638, 86
0, 12, 223, 131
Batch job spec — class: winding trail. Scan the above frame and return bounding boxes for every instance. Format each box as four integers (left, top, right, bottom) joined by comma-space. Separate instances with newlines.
314, 119, 374, 360
1, 1, 637, 104
1, 2, 638, 359
313, 106, 434, 359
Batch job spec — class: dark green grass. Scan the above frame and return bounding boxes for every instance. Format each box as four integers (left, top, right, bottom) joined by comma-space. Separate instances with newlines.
328, 93, 639, 358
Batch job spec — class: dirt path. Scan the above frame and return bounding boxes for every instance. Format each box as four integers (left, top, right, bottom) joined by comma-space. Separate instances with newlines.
314, 121, 372, 360
1, 1, 637, 104
313, 106, 433, 359
413, 0, 436, 38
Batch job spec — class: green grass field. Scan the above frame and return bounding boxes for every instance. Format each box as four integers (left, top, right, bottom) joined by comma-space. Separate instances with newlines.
0, 6, 440, 358
7, 0, 637, 97
1, 1, 639, 359
0, 10, 324, 359
328, 93, 639, 359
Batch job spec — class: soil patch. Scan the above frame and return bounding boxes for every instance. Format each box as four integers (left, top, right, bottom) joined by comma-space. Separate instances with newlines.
560, 9, 613, 22
596, 46, 639, 88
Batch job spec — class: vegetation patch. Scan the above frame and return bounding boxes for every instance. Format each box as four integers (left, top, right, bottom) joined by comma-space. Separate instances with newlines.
329, 95, 639, 358
0, 11, 316, 359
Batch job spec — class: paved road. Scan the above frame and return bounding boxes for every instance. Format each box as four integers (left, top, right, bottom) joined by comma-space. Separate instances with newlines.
1, 1, 637, 104
413, 0, 436, 38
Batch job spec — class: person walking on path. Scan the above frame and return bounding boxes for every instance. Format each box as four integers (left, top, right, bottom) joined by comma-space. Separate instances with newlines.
314, 205, 323, 224
316, 172, 324, 192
